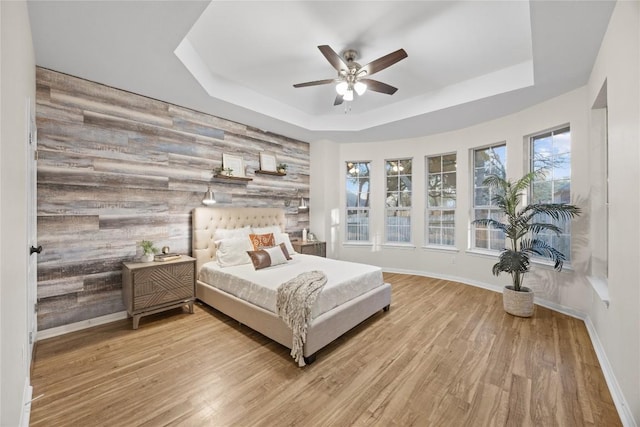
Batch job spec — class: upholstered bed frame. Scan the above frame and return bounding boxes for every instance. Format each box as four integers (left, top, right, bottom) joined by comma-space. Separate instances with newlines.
192, 207, 391, 364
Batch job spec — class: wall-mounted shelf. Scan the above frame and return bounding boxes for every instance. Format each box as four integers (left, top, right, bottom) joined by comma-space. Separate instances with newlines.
255, 170, 287, 176
212, 174, 253, 184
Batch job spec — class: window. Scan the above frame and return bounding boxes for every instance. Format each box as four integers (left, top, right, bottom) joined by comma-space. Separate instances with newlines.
385, 159, 412, 243
530, 126, 572, 261
345, 161, 371, 242
426, 153, 456, 246
472, 144, 507, 250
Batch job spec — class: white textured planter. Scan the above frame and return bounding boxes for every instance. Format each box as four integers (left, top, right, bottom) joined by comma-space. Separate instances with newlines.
141, 253, 154, 263
502, 286, 534, 317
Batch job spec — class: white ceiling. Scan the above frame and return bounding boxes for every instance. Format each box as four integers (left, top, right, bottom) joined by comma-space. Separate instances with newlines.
28, 1, 615, 144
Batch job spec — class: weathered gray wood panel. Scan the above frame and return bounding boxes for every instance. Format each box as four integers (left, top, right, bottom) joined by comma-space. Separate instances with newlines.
36, 68, 310, 330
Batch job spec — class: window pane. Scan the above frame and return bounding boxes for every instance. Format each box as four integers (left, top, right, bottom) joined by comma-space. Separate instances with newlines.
553, 153, 571, 180
429, 191, 442, 207
443, 154, 456, 172
442, 228, 455, 246
386, 176, 398, 191
426, 154, 455, 247
386, 158, 412, 243
554, 179, 571, 203
399, 159, 412, 174
475, 188, 490, 206
428, 174, 442, 192
428, 157, 442, 173
345, 161, 371, 241
399, 191, 412, 207
531, 127, 571, 260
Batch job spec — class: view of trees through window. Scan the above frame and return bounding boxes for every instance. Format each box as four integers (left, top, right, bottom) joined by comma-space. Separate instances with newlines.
531, 127, 572, 260
473, 144, 507, 250
426, 153, 456, 246
385, 159, 412, 243
345, 161, 370, 241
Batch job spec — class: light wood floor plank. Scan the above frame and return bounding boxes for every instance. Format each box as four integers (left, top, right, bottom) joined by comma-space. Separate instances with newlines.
30, 273, 621, 426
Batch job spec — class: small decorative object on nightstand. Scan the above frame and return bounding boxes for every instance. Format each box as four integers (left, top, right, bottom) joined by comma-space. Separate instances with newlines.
292, 240, 326, 257
122, 256, 196, 329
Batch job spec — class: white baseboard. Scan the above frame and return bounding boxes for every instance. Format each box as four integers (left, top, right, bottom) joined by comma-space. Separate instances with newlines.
36, 311, 128, 341
382, 267, 636, 426
583, 317, 637, 427
20, 381, 32, 427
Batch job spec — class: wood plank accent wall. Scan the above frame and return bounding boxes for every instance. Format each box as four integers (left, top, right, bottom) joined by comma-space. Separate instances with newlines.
35, 68, 310, 330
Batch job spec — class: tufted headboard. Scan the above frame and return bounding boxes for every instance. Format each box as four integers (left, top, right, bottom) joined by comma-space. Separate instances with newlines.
192, 207, 287, 275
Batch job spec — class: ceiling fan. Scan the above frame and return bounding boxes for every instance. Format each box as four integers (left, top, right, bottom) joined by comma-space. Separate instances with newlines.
293, 45, 408, 106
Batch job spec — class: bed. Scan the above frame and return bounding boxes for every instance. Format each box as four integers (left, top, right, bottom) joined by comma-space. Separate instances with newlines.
192, 207, 391, 365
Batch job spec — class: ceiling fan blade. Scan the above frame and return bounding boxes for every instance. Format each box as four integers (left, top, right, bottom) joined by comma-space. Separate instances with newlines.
334, 94, 344, 106
360, 79, 398, 95
318, 45, 348, 72
293, 78, 335, 88
360, 49, 408, 76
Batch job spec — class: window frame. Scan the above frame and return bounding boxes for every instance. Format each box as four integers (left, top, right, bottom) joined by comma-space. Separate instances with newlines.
384, 157, 413, 244
470, 142, 507, 252
344, 160, 372, 243
528, 125, 573, 264
425, 152, 457, 248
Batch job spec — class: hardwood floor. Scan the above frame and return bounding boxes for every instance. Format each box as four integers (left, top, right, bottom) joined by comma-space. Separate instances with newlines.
30, 273, 620, 426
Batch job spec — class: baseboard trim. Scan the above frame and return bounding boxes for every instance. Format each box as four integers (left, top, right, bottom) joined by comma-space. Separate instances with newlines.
36, 311, 128, 341
20, 381, 32, 427
583, 317, 637, 427
382, 267, 636, 426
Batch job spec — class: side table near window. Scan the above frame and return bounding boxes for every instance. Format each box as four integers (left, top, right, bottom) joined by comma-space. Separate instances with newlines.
122, 255, 195, 329
292, 240, 326, 257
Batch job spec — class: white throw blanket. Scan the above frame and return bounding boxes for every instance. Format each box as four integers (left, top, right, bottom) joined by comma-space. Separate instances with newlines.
276, 270, 327, 367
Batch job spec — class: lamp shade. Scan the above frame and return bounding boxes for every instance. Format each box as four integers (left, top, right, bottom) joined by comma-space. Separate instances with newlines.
343, 89, 354, 101
298, 196, 308, 211
202, 185, 216, 206
354, 81, 367, 96
335, 81, 348, 95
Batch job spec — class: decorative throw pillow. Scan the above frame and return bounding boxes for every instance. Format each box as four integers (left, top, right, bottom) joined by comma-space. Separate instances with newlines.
275, 232, 296, 255
215, 237, 253, 267
249, 233, 275, 250
247, 244, 290, 270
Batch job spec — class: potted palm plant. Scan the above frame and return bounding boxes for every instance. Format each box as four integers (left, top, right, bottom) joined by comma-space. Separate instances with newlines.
473, 171, 581, 317
139, 240, 158, 263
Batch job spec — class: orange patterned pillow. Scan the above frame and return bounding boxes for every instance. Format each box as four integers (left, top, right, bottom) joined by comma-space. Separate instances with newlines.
249, 233, 275, 250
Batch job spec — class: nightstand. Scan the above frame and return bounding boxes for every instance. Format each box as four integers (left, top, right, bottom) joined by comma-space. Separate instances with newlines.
292, 240, 326, 257
122, 256, 195, 329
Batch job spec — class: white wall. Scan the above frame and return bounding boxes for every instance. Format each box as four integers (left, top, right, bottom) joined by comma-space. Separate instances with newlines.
0, 1, 35, 425
586, 0, 640, 423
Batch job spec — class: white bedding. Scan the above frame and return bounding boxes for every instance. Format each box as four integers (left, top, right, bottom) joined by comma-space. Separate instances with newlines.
199, 254, 384, 319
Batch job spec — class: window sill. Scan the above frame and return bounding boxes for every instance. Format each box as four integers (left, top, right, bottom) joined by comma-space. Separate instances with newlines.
587, 276, 610, 308
381, 243, 416, 250
465, 249, 499, 259
422, 245, 459, 253
529, 259, 574, 272
342, 242, 373, 248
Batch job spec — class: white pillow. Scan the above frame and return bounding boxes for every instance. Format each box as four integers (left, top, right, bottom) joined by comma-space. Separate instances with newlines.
264, 245, 288, 266
275, 232, 296, 255
251, 225, 282, 235
213, 226, 251, 242
215, 237, 252, 267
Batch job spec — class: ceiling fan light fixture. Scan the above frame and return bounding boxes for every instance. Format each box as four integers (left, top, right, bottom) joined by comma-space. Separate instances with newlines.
344, 89, 354, 101
336, 81, 348, 95
354, 81, 367, 96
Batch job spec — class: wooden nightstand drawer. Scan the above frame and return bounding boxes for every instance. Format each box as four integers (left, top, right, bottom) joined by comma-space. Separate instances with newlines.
122, 256, 195, 329
292, 241, 326, 257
